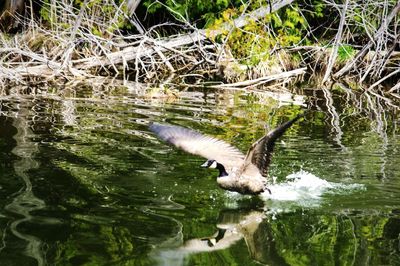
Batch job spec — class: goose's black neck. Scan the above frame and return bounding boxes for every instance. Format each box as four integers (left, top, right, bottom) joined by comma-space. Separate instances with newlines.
216, 163, 229, 177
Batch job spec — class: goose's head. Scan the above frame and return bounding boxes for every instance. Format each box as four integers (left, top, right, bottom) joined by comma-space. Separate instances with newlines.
201, 159, 218, 169
201, 159, 229, 177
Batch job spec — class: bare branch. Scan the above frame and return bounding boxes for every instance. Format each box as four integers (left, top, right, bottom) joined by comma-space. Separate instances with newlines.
322, 0, 349, 83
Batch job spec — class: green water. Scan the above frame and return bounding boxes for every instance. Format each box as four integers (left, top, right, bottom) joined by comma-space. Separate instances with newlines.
0, 85, 399, 265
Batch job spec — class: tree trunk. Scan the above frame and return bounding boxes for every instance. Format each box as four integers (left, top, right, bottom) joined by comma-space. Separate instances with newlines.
0, 0, 25, 32
127, 0, 141, 15
322, 0, 349, 83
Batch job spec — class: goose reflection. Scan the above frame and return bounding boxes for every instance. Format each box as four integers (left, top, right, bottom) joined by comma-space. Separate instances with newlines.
182, 211, 264, 253
155, 209, 268, 265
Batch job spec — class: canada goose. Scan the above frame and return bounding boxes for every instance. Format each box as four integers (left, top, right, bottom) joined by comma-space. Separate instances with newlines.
149, 114, 303, 195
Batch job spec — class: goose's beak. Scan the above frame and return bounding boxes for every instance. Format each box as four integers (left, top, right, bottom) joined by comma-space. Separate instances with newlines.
200, 162, 208, 168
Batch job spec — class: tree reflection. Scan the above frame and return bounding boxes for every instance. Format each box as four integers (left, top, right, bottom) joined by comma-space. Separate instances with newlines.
4, 103, 46, 265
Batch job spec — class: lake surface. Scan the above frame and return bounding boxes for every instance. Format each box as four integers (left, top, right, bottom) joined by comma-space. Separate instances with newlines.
0, 84, 399, 265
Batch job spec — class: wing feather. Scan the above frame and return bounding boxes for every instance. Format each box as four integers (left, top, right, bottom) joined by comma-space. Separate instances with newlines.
149, 123, 245, 167
242, 114, 303, 177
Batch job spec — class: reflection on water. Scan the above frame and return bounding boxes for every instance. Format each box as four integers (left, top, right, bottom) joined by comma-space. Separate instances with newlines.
155, 209, 266, 266
0, 84, 399, 265
3, 103, 45, 265
154, 206, 400, 266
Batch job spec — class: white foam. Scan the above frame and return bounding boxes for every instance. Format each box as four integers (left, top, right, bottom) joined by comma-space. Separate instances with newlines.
222, 170, 365, 211
261, 170, 365, 202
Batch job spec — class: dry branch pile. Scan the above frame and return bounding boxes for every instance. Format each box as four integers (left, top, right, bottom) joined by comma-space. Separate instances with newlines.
0, 0, 304, 88
0, 0, 399, 94
299, 0, 400, 93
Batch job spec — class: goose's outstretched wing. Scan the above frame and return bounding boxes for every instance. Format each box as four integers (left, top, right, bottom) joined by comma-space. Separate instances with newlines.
149, 123, 245, 167
242, 114, 303, 177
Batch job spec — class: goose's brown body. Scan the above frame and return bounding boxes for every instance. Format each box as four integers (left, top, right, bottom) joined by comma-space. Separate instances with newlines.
216, 169, 266, 195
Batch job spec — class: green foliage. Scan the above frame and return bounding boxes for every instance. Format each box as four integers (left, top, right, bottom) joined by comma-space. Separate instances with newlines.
39, 0, 55, 25
308, 0, 325, 18
337, 44, 356, 62
143, 0, 237, 27
208, 4, 308, 65
39, 0, 132, 36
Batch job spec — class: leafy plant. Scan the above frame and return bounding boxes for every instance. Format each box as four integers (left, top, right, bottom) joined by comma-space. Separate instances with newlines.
337, 44, 356, 62
208, 4, 309, 65
39, 0, 132, 36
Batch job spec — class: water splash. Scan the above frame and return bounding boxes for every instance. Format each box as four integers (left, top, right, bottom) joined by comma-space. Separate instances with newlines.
262, 170, 365, 202
223, 170, 365, 210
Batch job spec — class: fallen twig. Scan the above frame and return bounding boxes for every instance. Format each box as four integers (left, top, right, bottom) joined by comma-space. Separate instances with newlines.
204, 67, 306, 89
